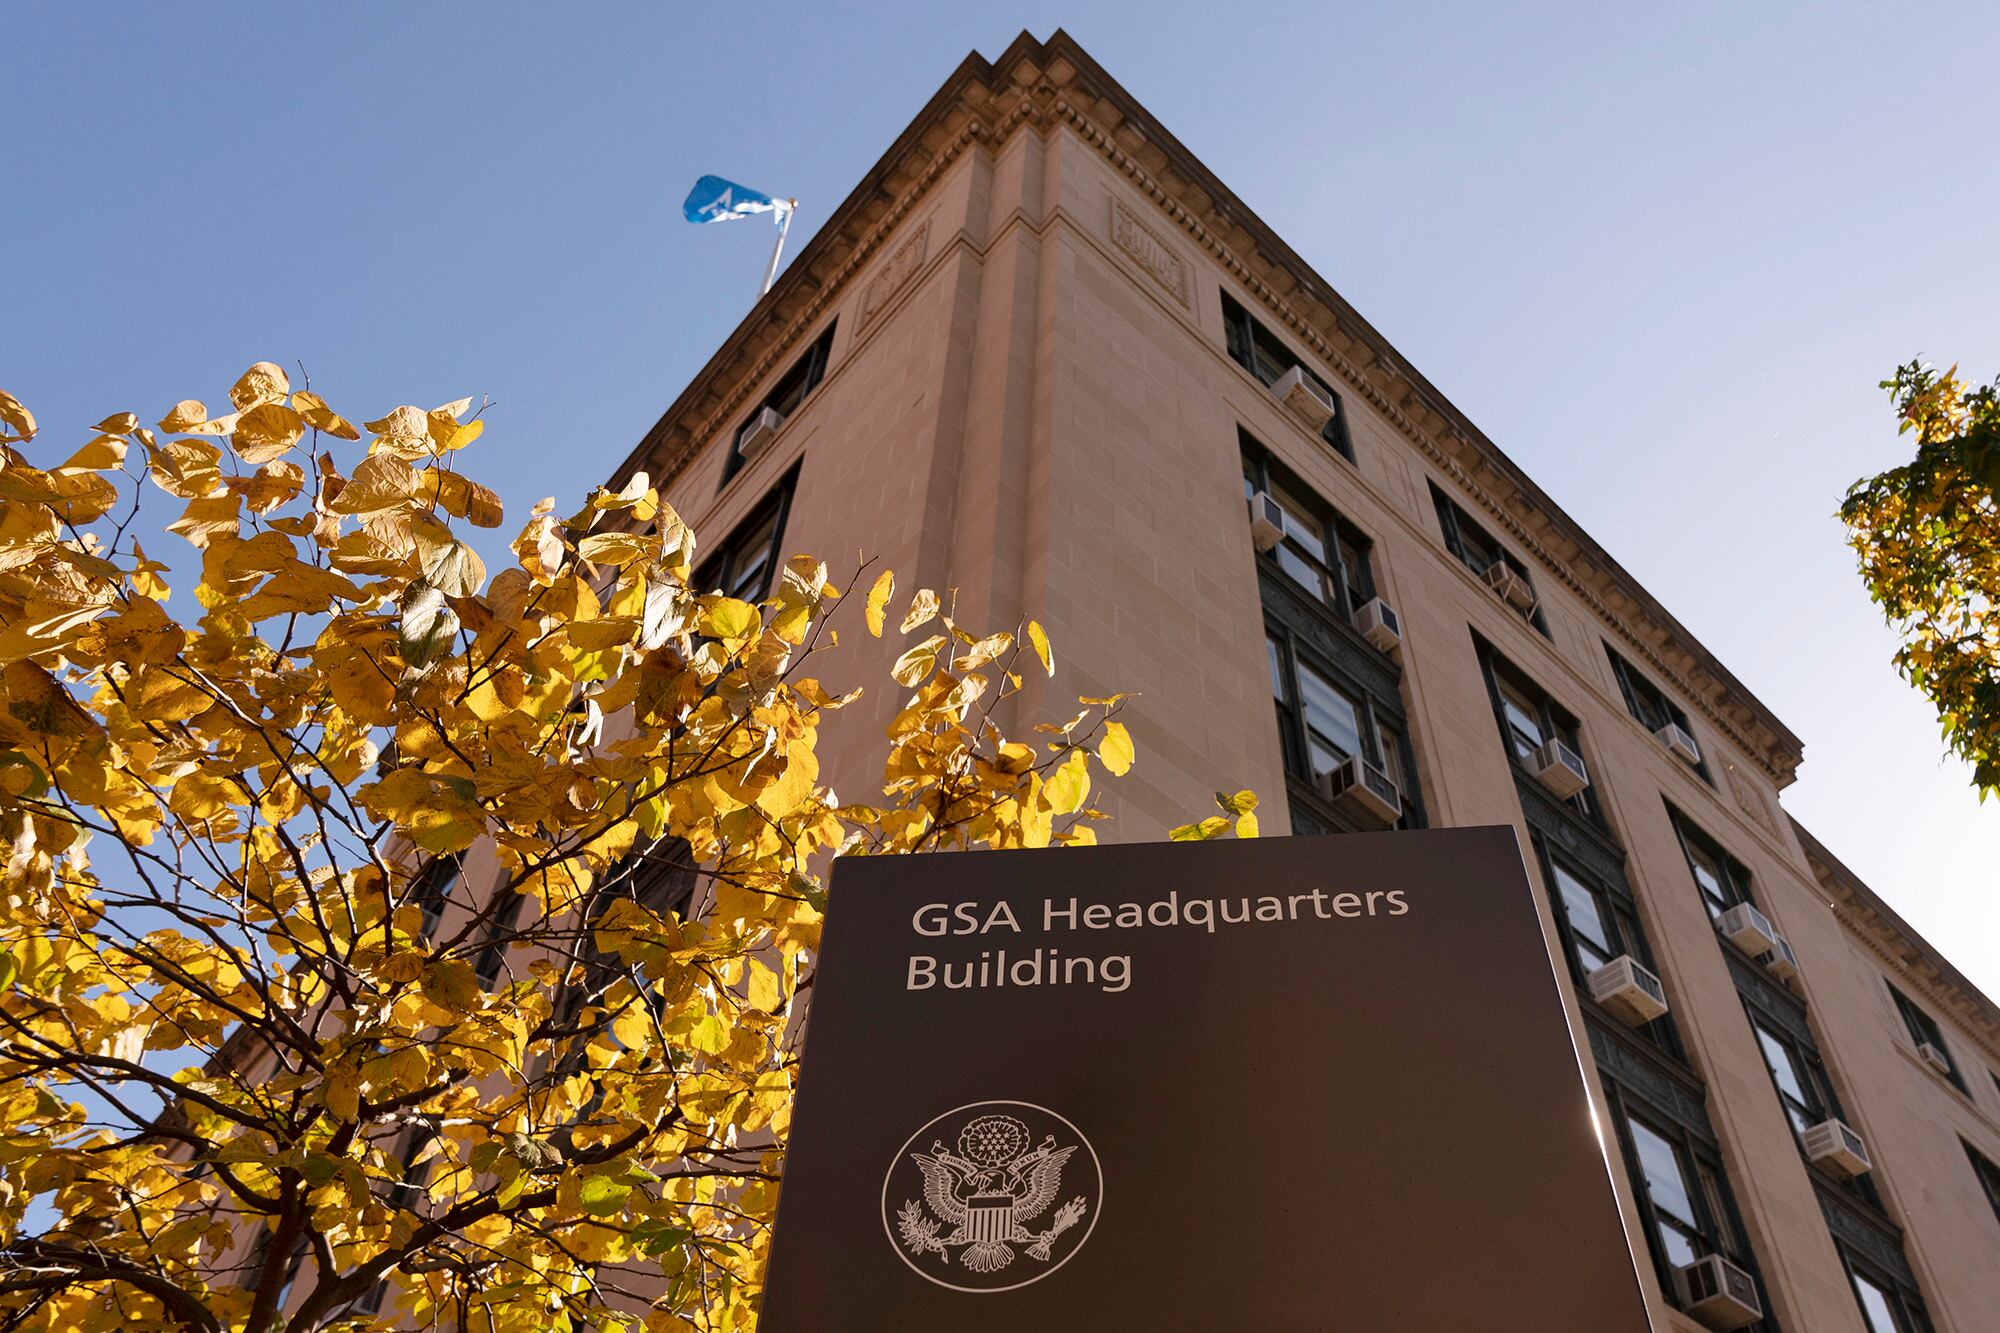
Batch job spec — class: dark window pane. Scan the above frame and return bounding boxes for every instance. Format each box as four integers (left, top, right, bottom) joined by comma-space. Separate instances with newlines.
1552, 862, 1615, 965
1297, 664, 1362, 765
1629, 1117, 1699, 1232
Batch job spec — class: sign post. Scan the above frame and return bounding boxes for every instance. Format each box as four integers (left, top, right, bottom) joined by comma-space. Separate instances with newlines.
761, 827, 1652, 1330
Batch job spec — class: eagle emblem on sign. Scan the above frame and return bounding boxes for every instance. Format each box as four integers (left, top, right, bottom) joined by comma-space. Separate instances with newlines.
892, 1111, 1091, 1276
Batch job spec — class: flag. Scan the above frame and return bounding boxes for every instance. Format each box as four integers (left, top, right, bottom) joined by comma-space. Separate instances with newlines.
683, 174, 790, 226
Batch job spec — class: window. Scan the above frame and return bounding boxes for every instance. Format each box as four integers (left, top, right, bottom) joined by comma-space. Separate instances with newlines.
411, 853, 461, 941
1669, 810, 1756, 921
1266, 629, 1414, 827
1476, 643, 1604, 826
1271, 633, 1363, 778
1221, 294, 1354, 461
1548, 856, 1626, 975
1430, 483, 1548, 635
694, 468, 797, 602
1616, 1108, 1749, 1280
472, 891, 525, 988
1842, 1248, 1934, 1333
597, 840, 698, 920
1966, 1140, 2000, 1226
1752, 1019, 1829, 1134
1537, 842, 1681, 1056
1241, 440, 1376, 616
1607, 646, 1711, 781
1887, 983, 1966, 1092
722, 323, 835, 484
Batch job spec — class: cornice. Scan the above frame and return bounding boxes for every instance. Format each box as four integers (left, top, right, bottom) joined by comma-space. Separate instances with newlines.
614, 29, 1804, 785
1792, 818, 2000, 1064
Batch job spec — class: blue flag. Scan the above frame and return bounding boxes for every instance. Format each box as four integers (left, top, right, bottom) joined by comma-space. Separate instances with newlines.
683, 174, 789, 225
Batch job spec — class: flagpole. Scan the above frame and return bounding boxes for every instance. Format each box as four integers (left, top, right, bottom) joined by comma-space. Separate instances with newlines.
760, 200, 797, 297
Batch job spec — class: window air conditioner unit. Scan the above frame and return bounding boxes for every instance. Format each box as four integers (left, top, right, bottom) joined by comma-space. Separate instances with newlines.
1247, 491, 1286, 552
1270, 365, 1337, 432
1483, 560, 1538, 615
1917, 1041, 1953, 1077
737, 406, 786, 460
1527, 738, 1590, 800
1587, 955, 1669, 1027
1673, 1254, 1763, 1330
1656, 721, 1703, 767
1759, 935, 1800, 983
1802, 1118, 1872, 1178
1714, 902, 1778, 956
1353, 598, 1401, 653
1320, 756, 1401, 827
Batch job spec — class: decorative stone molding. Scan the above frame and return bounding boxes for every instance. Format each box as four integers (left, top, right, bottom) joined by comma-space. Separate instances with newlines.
1587, 1018, 1717, 1146
1108, 197, 1190, 306
858, 220, 930, 331
1814, 1181, 1916, 1286
1725, 761, 1783, 837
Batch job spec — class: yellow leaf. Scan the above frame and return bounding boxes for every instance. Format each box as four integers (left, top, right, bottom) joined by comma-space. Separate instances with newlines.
91, 412, 138, 435
157, 399, 208, 433
958, 631, 1012, 670
900, 588, 938, 634
1044, 749, 1091, 815
419, 468, 504, 527
1027, 619, 1054, 675
745, 957, 783, 1013
293, 390, 360, 440
419, 534, 485, 599
364, 404, 431, 458
329, 454, 417, 515
699, 597, 759, 642
577, 531, 651, 567
61, 435, 127, 472
229, 361, 290, 410
324, 1067, 360, 1121
1097, 719, 1135, 776
230, 402, 304, 464
865, 569, 894, 637
891, 633, 946, 688
0, 390, 37, 443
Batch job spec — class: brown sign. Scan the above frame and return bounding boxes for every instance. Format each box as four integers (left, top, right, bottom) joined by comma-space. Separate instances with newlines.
760, 827, 1651, 1330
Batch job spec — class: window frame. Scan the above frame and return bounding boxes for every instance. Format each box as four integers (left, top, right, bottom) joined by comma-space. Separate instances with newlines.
1886, 982, 1967, 1092
1475, 641, 1606, 827
1265, 625, 1417, 829
1964, 1139, 2000, 1226
721, 323, 835, 486
1748, 1014, 1835, 1135
1668, 808, 1758, 922
693, 465, 800, 603
1607, 1095, 1763, 1316
1430, 482, 1549, 636
1241, 436, 1377, 618
1607, 645, 1712, 782
472, 890, 525, 988
411, 853, 461, 942
1839, 1243, 1935, 1333
1534, 837, 1683, 1056
1221, 293, 1355, 462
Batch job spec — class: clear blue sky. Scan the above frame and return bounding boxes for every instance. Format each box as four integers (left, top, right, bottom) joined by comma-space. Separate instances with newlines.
8, 3, 1996, 992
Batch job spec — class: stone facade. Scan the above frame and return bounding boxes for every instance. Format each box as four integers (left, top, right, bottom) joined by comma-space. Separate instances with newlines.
625, 32, 2000, 1332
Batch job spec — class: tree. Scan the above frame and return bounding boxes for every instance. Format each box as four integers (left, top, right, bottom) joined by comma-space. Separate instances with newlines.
0, 366, 1148, 1331
1842, 361, 2000, 799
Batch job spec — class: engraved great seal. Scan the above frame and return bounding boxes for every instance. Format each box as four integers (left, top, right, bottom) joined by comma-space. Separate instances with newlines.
880, 1100, 1102, 1292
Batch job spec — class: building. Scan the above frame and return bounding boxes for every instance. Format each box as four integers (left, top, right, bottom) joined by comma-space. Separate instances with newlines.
614, 31, 2000, 1332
